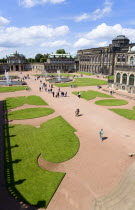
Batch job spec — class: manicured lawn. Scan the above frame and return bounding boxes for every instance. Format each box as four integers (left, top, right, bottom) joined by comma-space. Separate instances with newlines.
105, 76, 114, 80
55, 78, 107, 87
0, 86, 28, 92
34, 73, 73, 77
72, 90, 113, 100
109, 108, 135, 120
4, 116, 79, 207
5, 95, 48, 109
8, 108, 54, 120
77, 71, 92, 76
95, 99, 128, 106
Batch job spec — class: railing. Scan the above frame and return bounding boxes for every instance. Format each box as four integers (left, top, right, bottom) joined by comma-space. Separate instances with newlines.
115, 65, 135, 71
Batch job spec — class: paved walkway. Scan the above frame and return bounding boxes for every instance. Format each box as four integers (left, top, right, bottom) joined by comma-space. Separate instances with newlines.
91, 161, 135, 210
0, 71, 135, 210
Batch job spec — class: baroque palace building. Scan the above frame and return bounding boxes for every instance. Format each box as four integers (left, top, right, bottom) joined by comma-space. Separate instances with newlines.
78, 35, 135, 94
0, 52, 78, 74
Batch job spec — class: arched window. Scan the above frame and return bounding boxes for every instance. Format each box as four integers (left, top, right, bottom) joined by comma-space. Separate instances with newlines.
122, 74, 127, 84
116, 73, 120, 83
122, 55, 126, 62
130, 56, 134, 65
129, 74, 134, 86
117, 55, 121, 62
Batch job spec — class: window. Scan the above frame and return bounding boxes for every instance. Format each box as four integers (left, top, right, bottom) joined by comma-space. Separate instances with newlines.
122, 55, 126, 62
130, 57, 134, 65
122, 74, 127, 84
129, 74, 134, 86
117, 55, 121, 62
116, 73, 120, 83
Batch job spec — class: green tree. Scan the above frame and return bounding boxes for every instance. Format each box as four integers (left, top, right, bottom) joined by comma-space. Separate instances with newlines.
40, 57, 46, 62
0, 58, 7, 63
35, 54, 43, 62
56, 49, 66, 54
27, 58, 35, 63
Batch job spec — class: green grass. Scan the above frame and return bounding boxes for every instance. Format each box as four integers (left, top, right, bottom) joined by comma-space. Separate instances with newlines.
8, 108, 54, 120
5, 116, 79, 207
34, 73, 73, 77
55, 78, 107, 87
109, 108, 135, 120
77, 71, 92, 76
72, 90, 113, 100
95, 99, 128, 106
0, 86, 28, 92
105, 76, 114, 80
5, 95, 48, 109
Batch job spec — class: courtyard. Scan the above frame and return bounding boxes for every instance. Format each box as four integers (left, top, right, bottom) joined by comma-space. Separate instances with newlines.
0, 71, 135, 210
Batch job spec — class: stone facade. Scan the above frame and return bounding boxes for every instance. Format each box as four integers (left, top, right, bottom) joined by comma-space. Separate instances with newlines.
44, 54, 76, 73
7, 51, 26, 71
77, 35, 135, 75
0, 52, 77, 74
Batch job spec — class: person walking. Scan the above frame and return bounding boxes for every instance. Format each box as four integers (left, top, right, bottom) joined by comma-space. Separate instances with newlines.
77, 92, 81, 98
75, 109, 80, 116
99, 129, 103, 141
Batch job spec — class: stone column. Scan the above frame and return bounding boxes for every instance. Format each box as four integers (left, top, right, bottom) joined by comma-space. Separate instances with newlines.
120, 73, 123, 84
134, 74, 135, 86
127, 73, 129, 86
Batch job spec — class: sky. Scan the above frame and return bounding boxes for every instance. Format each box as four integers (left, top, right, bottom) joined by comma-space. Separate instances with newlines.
0, 0, 135, 58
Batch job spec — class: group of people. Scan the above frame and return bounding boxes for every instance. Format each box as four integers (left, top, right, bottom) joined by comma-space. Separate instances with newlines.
39, 82, 68, 98
36, 76, 106, 142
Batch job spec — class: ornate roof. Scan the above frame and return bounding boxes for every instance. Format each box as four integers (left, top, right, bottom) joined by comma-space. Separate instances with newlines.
113, 35, 129, 41
8, 51, 25, 58
131, 46, 135, 52
48, 54, 73, 58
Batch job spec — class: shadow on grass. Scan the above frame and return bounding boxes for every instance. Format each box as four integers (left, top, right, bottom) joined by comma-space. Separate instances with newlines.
4, 100, 44, 209
10, 144, 19, 149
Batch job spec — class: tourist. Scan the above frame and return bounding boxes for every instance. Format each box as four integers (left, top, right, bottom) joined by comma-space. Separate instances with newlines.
75, 109, 80, 116
99, 129, 103, 141
58, 88, 60, 92
39, 87, 41, 91
65, 92, 67, 97
110, 89, 113, 95
52, 91, 55, 97
77, 92, 81, 98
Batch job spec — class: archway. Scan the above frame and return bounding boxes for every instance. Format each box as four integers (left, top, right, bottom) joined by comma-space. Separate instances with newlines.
116, 73, 120, 83
122, 73, 127, 84
16, 65, 19, 71
129, 74, 134, 86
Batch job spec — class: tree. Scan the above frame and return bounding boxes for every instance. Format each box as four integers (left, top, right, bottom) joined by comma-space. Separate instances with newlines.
40, 57, 46, 63
35, 54, 43, 62
27, 58, 35, 63
0, 58, 7, 63
56, 49, 66, 54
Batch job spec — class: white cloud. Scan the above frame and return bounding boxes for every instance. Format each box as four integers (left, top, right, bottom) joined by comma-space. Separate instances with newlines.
75, 0, 113, 22
41, 40, 70, 47
74, 23, 135, 49
0, 25, 69, 47
0, 17, 10, 26
20, 0, 65, 8
74, 38, 97, 48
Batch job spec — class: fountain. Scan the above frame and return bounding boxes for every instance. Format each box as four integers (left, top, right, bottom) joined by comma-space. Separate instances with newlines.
57, 70, 61, 81
5, 70, 10, 85
0, 70, 27, 86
